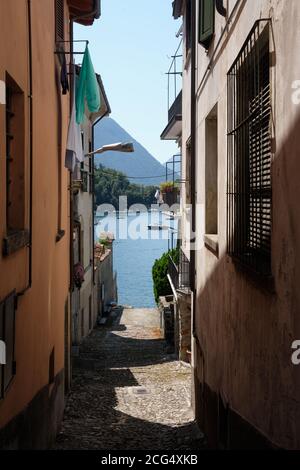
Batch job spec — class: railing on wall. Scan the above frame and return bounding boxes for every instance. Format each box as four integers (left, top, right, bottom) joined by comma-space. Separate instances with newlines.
166, 39, 183, 115
168, 248, 190, 291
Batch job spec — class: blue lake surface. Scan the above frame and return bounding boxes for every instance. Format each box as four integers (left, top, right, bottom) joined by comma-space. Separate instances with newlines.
95, 211, 177, 308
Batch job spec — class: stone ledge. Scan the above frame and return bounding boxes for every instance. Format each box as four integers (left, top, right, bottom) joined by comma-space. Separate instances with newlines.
204, 234, 219, 257
3, 229, 30, 256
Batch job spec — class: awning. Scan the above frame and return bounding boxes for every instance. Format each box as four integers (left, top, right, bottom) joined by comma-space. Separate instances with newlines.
68, 0, 101, 26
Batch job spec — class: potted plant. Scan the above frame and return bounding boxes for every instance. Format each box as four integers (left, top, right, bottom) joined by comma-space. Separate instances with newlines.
160, 181, 179, 206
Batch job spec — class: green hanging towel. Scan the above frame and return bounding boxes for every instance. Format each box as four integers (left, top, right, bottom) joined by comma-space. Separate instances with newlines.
76, 46, 101, 124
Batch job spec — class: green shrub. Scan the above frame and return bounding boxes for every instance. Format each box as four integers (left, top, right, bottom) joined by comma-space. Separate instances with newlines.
152, 247, 179, 304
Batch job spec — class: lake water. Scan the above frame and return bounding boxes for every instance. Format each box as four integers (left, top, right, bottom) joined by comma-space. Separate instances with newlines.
95, 211, 177, 308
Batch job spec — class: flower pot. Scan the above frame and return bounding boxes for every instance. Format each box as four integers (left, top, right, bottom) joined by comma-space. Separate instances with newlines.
162, 190, 178, 206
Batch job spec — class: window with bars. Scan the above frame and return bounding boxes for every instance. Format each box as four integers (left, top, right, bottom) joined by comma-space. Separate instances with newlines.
0, 291, 17, 398
227, 21, 272, 277
4, 74, 28, 257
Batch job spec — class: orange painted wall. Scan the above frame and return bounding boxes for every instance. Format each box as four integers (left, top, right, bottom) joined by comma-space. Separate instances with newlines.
0, 0, 70, 428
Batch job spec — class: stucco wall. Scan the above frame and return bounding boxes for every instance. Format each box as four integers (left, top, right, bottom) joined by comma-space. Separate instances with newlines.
0, 0, 70, 443
183, 0, 300, 449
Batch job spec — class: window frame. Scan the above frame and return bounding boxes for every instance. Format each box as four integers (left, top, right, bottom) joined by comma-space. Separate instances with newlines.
227, 21, 272, 279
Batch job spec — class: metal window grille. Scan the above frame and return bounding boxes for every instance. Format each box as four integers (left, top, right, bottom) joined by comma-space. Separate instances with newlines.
168, 248, 190, 290
55, 0, 65, 43
5, 86, 13, 229
227, 20, 272, 277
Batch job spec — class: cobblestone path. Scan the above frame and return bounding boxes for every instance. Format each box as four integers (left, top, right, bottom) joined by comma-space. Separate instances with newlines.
54, 307, 204, 450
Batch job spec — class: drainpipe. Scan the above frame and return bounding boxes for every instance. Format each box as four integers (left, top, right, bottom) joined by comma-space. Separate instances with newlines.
190, 0, 196, 297
69, 21, 74, 292
18, 0, 33, 297
190, 0, 201, 350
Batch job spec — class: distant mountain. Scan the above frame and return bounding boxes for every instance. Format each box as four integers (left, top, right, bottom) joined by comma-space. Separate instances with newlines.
93, 117, 171, 186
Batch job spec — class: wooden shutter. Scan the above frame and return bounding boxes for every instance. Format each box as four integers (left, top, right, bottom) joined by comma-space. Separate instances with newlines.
199, 0, 215, 49
55, 0, 65, 43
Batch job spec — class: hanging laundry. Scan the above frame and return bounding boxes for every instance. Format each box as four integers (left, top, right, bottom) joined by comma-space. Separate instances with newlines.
60, 53, 69, 95
76, 45, 101, 124
65, 75, 84, 171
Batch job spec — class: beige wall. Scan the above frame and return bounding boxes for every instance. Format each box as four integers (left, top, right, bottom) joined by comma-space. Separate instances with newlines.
0, 0, 70, 436
179, 0, 300, 448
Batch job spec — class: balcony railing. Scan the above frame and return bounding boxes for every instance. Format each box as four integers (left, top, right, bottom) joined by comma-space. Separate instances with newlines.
168, 248, 190, 291
168, 255, 179, 290
161, 39, 182, 141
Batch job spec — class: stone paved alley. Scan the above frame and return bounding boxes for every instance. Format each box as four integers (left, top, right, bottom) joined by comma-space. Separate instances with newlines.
54, 308, 204, 450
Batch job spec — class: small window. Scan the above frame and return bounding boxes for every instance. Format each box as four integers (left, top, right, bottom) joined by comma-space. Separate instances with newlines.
227, 23, 272, 276
205, 104, 218, 236
198, 0, 215, 49
55, 0, 65, 43
0, 291, 17, 398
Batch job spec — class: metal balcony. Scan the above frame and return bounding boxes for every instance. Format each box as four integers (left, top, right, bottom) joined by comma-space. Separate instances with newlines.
161, 40, 182, 141
161, 91, 182, 141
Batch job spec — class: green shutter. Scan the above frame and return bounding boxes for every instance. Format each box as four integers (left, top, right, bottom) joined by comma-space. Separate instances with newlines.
199, 0, 215, 49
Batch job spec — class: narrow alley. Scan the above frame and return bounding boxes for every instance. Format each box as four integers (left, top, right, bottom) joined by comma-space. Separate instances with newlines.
54, 308, 204, 451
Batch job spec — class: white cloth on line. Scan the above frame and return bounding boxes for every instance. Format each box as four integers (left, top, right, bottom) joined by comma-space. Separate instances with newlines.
65, 90, 84, 171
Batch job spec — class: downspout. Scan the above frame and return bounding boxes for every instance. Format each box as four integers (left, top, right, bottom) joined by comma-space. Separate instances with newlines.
18, 0, 33, 296
69, 20, 74, 292
190, 0, 196, 298
28, 0, 33, 290
190, 0, 205, 421
190, 0, 202, 358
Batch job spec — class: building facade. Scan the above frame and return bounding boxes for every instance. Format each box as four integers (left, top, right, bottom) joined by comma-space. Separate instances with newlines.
169, 0, 300, 449
0, 0, 100, 449
71, 72, 110, 346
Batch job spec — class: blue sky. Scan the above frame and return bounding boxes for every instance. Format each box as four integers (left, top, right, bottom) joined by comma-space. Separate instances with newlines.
74, 0, 181, 164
